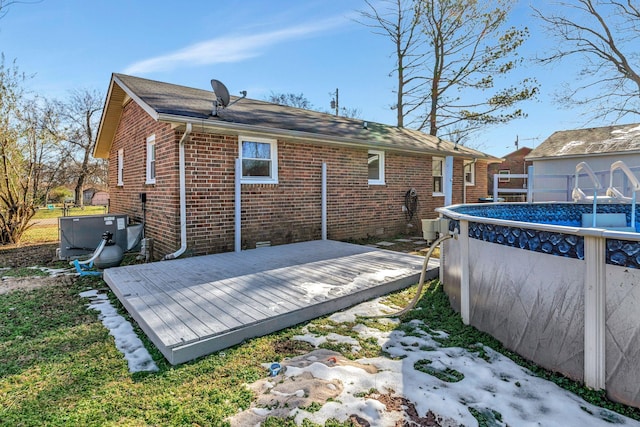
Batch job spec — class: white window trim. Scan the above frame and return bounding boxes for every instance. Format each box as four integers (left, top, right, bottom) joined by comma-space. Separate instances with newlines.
433, 156, 445, 196
239, 136, 278, 184
367, 150, 385, 185
117, 148, 124, 186
464, 160, 475, 186
498, 169, 511, 183
146, 134, 156, 185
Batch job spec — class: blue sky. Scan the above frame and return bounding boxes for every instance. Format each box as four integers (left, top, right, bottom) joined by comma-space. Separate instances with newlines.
0, 0, 622, 157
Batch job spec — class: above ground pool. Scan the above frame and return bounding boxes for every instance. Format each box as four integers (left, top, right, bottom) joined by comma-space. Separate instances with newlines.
435, 202, 640, 410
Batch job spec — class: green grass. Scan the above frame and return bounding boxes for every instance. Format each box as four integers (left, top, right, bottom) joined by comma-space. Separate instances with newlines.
414, 359, 464, 382
0, 276, 296, 426
468, 407, 504, 427
403, 282, 640, 422
1, 275, 639, 426
1, 267, 49, 278
32, 205, 108, 220
15, 205, 108, 245
20, 224, 59, 244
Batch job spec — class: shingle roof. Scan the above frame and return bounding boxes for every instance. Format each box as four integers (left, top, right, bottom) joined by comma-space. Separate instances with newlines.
95, 73, 497, 160
526, 123, 640, 160
499, 146, 532, 161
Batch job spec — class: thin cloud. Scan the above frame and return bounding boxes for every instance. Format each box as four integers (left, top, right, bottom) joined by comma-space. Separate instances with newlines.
123, 16, 347, 74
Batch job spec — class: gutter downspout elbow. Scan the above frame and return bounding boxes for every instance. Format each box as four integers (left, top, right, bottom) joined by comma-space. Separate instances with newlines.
163, 122, 192, 260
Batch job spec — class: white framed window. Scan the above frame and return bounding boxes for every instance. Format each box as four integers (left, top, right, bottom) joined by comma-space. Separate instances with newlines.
367, 150, 385, 185
433, 156, 445, 195
117, 148, 124, 186
464, 160, 475, 186
146, 134, 156, 184
239, 136, 278, 184
498, 169, 510, 183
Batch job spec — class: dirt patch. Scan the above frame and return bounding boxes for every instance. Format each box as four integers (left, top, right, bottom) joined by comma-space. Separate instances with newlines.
229, 350, 347, 426
0, 243, 73, 294
370, 392, 444, 427
273, 338, 315, 356
229, 349, 447, 426
0, 274, 74, 295
0, 243, 60, 269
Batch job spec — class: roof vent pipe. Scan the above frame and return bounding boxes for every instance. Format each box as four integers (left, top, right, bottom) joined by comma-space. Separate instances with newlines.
163, 122, 192, 260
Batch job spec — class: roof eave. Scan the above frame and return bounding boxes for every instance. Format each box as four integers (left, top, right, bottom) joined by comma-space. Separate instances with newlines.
93, 74, 160, 159
157, 113, 494, 159
526, 149, 640, 161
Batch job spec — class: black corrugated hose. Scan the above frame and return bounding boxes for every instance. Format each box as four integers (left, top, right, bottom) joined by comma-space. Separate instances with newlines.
405, 188, 418, 222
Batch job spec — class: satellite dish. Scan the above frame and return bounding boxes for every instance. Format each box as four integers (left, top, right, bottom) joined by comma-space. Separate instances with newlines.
211, 79, 230, 107
210, 79, 247, 116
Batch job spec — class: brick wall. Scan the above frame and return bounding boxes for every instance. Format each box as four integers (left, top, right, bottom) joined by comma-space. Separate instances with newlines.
487, 147, 532, 201
107, 103, 489, 258
453, 159, 489, 204
108, 101, 181, 257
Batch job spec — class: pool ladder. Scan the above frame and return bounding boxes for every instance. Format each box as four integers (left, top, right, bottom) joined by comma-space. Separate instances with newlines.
573, 160, 640, 229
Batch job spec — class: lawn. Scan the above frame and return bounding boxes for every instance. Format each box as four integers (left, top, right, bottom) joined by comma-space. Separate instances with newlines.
17, 205, 110, 245
1, 268, 639, 426
32, 205, 108, 220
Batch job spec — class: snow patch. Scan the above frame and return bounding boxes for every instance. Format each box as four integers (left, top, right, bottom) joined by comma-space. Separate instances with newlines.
272, 314, 640, 426
80, 289, 158, 373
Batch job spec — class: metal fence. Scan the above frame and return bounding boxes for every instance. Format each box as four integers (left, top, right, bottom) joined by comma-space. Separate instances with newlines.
20, 205, 110, 244
491, 164, 640, 203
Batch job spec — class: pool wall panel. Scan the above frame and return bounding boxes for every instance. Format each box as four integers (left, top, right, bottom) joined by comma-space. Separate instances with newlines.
441, 237, 461, 312
464, 238, 585, 381
605, 265, 640, 407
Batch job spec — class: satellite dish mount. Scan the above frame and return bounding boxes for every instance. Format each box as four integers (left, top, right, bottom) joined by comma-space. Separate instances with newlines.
211, 79, 246, 116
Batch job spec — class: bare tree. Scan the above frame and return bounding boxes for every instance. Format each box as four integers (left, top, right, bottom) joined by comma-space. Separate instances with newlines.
534, 0, 640, 120
266, 92, 314, 109
267, 90, 362, 119
0, 57, 36, 244
0, 0, 40, 19
416, 0, 538, 140
339, 106, 363, 119
57, 89, 104, 206
358, 0, 424, 127
359, 0, 538, 141
18, 97, 68, 205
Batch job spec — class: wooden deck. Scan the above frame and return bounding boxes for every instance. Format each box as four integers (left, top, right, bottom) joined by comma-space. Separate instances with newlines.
103, 240, 439, 365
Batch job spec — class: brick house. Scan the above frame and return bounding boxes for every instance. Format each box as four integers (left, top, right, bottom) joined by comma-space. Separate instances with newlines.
94, 74, 496, 259
487, 147, 532, 202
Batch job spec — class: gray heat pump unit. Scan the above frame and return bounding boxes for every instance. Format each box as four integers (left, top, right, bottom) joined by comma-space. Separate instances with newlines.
59, 214, 131, 259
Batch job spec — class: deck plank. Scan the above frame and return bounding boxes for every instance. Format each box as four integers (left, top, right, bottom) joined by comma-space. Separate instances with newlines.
103, 240, 438, 364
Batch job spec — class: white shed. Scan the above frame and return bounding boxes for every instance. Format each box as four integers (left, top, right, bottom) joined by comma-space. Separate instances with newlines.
526, 123, 640, 202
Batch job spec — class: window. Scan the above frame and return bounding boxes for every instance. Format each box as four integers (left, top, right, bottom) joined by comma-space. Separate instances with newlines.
367, 150, 385, 185
117, 149, 124, 186
464, 160, 475, 186
498, 170, 511, 183
433, 157, 444, 195
146, 134, 156, 184
239, 136, 278, 184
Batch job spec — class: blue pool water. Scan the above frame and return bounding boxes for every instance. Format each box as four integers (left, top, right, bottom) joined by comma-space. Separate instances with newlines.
451, 202, 639, 231
441, 203, 640, 268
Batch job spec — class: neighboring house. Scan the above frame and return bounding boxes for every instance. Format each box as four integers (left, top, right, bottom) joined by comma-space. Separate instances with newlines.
91, 191, 110, 206
488, 147, 532, 202
82, 188, 97, 205
83, 188, 109, 206
93, 74, 498, 259
526, 123, 640, 202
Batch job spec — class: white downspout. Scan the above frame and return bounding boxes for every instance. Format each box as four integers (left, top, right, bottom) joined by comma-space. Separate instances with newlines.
444, 156, 454, 206
321, 162, 327, 240
163, 122, 192, 260
234, 158, 241, 252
